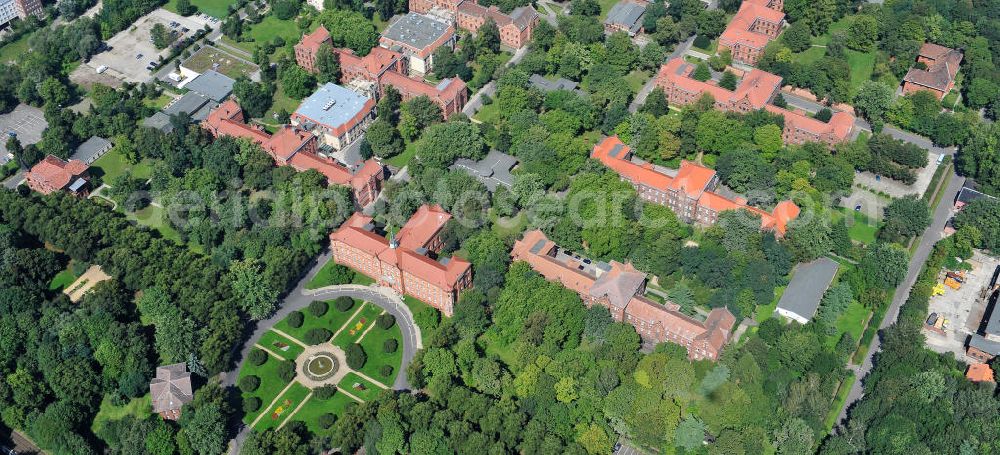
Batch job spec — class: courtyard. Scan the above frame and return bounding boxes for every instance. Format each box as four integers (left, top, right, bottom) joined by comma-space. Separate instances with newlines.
238, 297, 403, 433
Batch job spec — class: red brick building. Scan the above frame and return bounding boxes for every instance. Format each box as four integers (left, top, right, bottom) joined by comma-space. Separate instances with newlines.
409, 0, 539, 49
901, 43, 963, 100
329, 205, 473, 315
592, 136, 801, 235
203, 99, 386, 206
718, 0, 784, 66
655, 58, 855, 146
25, 155, 90, 196
511, 229, 736, 360
294, 27, 468, 119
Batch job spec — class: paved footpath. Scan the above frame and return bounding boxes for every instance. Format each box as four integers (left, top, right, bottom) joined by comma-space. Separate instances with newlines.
833, 170, 965, 429
224, 250, 423, 453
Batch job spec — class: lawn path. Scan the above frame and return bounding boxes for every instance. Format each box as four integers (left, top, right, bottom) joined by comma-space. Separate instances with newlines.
336, 387, 364, 402
253, 343, 285, 360
250, 380, 298, 428
270, 328, 308, 348
329, 302, 368, 341
277, 392, 313, 430
354, 371, 389, 390
355, 309, 386, 343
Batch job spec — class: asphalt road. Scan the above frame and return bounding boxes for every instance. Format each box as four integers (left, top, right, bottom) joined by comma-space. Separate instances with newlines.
2, 170, 23, 190
834, 170, 966, 428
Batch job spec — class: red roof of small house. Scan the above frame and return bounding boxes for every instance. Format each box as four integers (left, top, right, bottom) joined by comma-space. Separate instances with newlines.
297, 26, 331, 54
732, 68, 784, 108
339, 46, 403, 78
379, 70, 466, 104
591, 136, 674, 190
719, 1, 785, 50
26, 155, 89, 194
966, 363, 994, 382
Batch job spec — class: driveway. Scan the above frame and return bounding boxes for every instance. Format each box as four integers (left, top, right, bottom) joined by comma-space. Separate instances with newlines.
462, 46, 529, 117
2, 169, 24, 190
833, 170, 966, 429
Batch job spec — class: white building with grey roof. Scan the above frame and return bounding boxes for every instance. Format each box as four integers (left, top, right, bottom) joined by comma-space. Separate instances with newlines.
379, 12, 456, 77
776, 257, 840, 324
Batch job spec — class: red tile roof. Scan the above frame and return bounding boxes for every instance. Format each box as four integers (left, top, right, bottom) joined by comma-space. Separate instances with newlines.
671, 160, 716, 198
26, 155, 89, 194
657, 59, 780, 110
966, 363, 995, 382
396, 204, 451, 250
903, 43, 963, 91
719, 1, 785, 50
299, 26, 331, 54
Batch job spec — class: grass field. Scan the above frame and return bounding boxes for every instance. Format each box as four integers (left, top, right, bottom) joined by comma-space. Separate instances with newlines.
755, 285, 786, 322
306, 260, 375, 289
274, 299, 362, 344
824, 371, 856, 431
183, 46, 259, 79
811, 17, 852, 46
49, 268, 79, 291
144, 93, 175, 110
247, 16, 305, 50
239, 355, 290, 424
258, 83, 301, 125
845, 50, 876, 97
163, 0, 236, 18
624, 70, 650, 94
256, 382, 311, 431
258, 330, 305, 361
91, 149, 154, 183
826, 301, 869, 349
403, 295, 439, 345
357, 321, 403, 382
386, 139, 421, 168
91, 395, 151, 435
337, 372, 384, 401
332, 304, 383, 348
831, 208, 880, 245
598, 0, 618, 19
127, 205, 184, 245
0, 34, 31, 65
793, 46, 827, 65
291, 392, 359, 435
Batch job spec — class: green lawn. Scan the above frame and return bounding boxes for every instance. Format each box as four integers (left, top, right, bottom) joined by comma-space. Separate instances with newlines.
91, 148, 154, 182
49, 268, 79, 291
258, 330, 305, 361
473, 103, 501, 125
290, 392, 359, 435
825, 301, 870, 349
793, 46, 827, 66
239, 355, 291, 424
91, 395, 151, 435
598, 0, 618, 19
331, 303, 383, 348
163, 0, 236, 18
845, 50, 876, 97
0, 33, 31, 65
357, 322, 403, 383
832, 208, 879, 245
255, 382, 311, 431
337, 372, 384, 401
126, 205, 183, 245
248, 15, 307, 49
624, 70, 651, 94
274, 299, 362, 344
386, 139, 421, 168
259, 83, 301, 126
824, 371, 856, 431
811, 17, 853, 46
144, 93, 175, 110
754, 285, 786, 322
306, 259, 375, 289
403, 295, 440, 345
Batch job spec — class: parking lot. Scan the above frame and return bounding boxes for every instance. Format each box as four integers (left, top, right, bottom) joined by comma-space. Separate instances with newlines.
83, 8, 212, 83
853, 151, 943, 199
924, 251, 1000, 361
0, 104, 48, 162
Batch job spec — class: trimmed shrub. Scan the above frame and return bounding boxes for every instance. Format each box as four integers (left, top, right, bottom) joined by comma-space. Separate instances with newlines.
277, 360, 296, 382
318, 413, 337, 429
247, 348, 268, 366
334, 296, 354, 312
380, 365, 394, 378
243, 396, 261, 413
383, 338, 398, 353
305, 328, 332, 345
309, 300, 328, 317
239, 375, 260, 393
287, 311, 304, 328
314, 385, 337, 400
377, 313, 396, 329
346, 343, 367, 369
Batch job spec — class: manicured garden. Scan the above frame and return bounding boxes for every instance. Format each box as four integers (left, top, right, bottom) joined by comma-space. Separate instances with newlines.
237, 295, 403, 432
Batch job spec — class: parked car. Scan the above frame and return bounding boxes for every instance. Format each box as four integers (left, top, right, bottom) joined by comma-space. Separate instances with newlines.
135, 53, 143, 60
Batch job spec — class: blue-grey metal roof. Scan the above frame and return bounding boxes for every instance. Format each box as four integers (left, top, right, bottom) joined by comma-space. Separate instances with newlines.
142, 112, 174, 132
605, 1, 646, 34
450, 150, 518, 192
163, 92, 212, 117
184, 70, 235, 102
73, 136, 112, 163
381, 12, 451, 52
969, 334, 1000, 356
528, 74, 579, 93
776, 257, 840, 322
293, 83, 372, 129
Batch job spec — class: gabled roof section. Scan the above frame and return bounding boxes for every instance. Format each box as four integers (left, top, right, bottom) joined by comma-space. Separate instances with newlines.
149, 363, 193, 413
396, 204, 451, 250
670, 160, 716, 198
27, 155, 89, 190
589, 261, 647, 309
298, 26, 332, 53
719, 1, 785, 50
